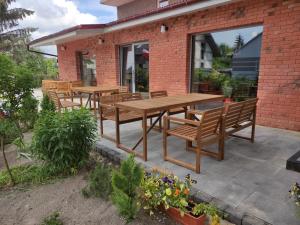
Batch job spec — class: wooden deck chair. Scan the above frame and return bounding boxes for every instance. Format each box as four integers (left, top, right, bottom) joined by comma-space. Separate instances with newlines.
149, 90, 187, 131
48, 90, 81, 112
56, 81, 71, 98
163, 107, 224, 173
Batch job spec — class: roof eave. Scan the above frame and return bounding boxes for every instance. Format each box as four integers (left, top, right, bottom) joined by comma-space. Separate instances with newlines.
30, 0, 239, 48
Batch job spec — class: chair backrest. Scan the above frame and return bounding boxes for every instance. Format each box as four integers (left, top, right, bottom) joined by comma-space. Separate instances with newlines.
198, 107, 224, 138
56, 81, 71, 92
42, 80, 57, 93
223, 102, 244, 129
99, 93, 131, 117
47, 90, 61, 109
71, 80, 83, 87
238, 98, 258, 124
122, 92, 143, 102
150, 90, 168, 98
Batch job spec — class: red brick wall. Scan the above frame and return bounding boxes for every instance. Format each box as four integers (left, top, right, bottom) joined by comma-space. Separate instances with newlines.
57, 0, 300, 131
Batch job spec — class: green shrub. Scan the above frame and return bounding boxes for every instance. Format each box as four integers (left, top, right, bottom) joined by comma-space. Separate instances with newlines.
19, 94, 39, 130
111, 155, 143, 222
0, 164, 66, 188
31, 109, 97, 173
40, 94, 56, 114
82, 163, 112, 200
41, 212, 63, 225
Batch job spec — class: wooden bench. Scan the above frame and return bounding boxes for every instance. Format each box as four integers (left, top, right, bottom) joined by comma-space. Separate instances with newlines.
163, 107, 224, 173
219, 98, 258, 158
48, 90, 81, 112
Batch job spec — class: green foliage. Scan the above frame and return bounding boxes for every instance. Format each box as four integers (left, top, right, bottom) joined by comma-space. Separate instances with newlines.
290, 183, 300, 207
0, 0, 35, 52
41, 212, 63, 225
31, 109, 97, 173
192, 203, 221, 224
82, 163, 112, 200
0, 164, 67, 188
141, 173, 193, 216
111, 155, 143, 222
40, 94, 56, 114
19, 94, 39, 130
0, 118, 19, 143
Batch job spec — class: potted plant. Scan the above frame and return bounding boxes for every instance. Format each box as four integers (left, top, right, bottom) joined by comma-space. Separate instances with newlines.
289, 182, 300, 217
140, 172, 221, 225
222, 80, 233, 103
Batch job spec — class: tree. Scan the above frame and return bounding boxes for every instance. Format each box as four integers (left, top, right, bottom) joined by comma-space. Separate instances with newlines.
0, 118, 18, 185
0, 0, 36, 52
212, 43, 233, 70
234, 34, 245, 53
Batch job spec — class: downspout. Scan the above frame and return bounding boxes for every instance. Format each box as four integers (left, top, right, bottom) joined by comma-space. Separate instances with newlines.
26, 44, 58, 58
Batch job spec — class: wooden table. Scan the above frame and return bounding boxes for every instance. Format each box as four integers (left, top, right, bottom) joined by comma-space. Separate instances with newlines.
71, 86, 119, 117
115, 93, 224, 161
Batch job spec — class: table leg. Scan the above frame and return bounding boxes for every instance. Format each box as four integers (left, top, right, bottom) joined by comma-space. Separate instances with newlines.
142, 112, 147, 161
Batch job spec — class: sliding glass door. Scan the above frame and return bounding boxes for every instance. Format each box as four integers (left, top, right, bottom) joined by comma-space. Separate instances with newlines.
120, 42, 149, 93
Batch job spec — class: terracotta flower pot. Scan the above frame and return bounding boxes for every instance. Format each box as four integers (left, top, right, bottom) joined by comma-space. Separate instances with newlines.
165, 207, 206, 225
223, 98, 233, 103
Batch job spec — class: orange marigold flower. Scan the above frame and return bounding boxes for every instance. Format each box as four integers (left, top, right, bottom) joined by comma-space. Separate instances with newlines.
174, 189, 180, 196
184, 189, 190, 195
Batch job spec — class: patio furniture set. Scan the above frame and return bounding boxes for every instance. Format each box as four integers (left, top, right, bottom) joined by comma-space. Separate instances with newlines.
43, 81, 258, 173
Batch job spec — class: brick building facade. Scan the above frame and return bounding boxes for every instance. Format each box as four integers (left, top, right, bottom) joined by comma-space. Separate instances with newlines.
31, 0, 300, 131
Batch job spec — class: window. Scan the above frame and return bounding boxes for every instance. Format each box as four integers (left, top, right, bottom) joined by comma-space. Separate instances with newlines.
158, 0, 169, 8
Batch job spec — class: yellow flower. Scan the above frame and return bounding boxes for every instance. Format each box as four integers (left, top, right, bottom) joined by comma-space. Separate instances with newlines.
165, 188, 172, 196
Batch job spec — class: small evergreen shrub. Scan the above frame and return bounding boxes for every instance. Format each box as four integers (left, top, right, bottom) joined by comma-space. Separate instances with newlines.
82, 163, 112, 200
40, 94, 56, 114
111, 155, 143, 222
31, 109, 97, 173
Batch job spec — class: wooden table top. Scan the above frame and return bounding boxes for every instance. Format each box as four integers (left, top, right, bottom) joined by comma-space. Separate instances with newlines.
71, 86, 119, 94
116, 93, 224, 113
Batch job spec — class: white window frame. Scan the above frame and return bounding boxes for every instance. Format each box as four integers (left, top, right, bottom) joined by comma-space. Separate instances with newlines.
158, 0, 169, 8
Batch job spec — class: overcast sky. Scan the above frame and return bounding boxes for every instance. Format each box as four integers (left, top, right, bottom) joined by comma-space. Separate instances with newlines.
12, 0, 262, 55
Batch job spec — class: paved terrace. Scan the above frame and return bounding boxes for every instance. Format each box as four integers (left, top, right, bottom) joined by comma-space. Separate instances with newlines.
96, 116, 300, 225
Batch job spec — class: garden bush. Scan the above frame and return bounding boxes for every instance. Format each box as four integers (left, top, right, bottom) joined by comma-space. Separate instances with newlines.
41, 212, 63, 225
0, 164, 67, 188
40, 94, 56, 114
31, 109, 97, 173
19, 94, 39, 130
82, 163, 112, 200
111, 154, 143, 222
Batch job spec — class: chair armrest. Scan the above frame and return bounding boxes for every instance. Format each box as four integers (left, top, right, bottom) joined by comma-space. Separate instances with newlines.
165, 116, 200, 126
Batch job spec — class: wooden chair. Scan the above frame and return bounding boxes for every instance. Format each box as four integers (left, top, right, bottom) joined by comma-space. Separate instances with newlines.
47, 90, 81, 112
99, 93, 160, 142
42, 80, 57, 94
149, 91, 187, 130
222, 98, 258, 143
163, 107, 224, 173
70, 80, 83, 88
56, 81, 71, 98
119, 86, 129, 94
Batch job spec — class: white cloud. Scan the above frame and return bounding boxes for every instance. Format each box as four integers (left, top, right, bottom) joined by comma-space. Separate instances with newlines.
12, 0, 99, 40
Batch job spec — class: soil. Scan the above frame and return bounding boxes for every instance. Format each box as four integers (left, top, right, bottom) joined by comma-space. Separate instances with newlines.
0, 173, 177, 225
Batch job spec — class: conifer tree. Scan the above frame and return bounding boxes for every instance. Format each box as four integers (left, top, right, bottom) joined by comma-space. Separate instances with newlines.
111, 155, 143, 222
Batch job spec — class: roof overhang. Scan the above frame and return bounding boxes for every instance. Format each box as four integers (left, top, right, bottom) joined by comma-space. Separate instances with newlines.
29, 0, 239, 48
100, 0, 135, 7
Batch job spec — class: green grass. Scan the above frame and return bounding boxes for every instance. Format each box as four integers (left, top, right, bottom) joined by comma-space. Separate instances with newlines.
41, 212, 63, 225
0, 164, 68, 188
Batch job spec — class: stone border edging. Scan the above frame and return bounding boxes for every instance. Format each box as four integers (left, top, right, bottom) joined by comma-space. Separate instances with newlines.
95, 142, 272, 225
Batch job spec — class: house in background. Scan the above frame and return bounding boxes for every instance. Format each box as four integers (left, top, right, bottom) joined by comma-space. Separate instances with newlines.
232, 33, 262, 81
29, 0, 300, 131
